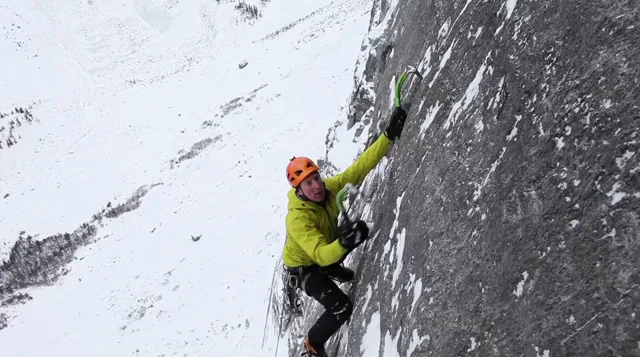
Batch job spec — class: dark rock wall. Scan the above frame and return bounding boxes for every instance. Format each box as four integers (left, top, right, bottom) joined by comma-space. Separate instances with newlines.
338, 0, 639, 356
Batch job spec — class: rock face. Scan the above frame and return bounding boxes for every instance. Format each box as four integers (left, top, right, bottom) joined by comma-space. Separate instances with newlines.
314, 0, 639, 356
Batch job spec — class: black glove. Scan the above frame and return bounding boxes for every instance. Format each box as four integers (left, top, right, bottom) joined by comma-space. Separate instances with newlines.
384, 107, 408, 140
338, 220, 370, 249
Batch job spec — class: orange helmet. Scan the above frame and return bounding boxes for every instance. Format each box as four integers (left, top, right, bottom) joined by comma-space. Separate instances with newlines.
286, 156, 319, 187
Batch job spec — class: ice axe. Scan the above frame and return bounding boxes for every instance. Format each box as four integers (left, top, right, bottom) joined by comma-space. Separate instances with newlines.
394, 65, 423, 108
337, 183, 359, 225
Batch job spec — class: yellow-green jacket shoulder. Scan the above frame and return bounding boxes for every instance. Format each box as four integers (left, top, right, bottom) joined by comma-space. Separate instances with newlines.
282, 134, 393, 267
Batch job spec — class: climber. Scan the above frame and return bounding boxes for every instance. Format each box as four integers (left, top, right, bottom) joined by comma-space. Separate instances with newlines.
282, 106, 407, 357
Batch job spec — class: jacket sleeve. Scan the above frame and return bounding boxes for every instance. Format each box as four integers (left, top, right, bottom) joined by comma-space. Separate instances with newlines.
329, 133, 393, 189
287, 211, 347, 266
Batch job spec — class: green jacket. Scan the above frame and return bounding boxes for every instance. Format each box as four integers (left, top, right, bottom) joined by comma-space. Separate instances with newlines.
283, 134, 393, 268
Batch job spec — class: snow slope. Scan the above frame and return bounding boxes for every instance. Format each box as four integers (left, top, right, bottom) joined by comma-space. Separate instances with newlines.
0, 0, 374, 355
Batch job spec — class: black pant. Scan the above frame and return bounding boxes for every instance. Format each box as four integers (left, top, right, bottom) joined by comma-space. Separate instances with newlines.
302, 268, 353, 348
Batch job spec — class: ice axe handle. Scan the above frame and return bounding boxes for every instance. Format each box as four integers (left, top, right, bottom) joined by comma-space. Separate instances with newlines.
337, 184, 358, 224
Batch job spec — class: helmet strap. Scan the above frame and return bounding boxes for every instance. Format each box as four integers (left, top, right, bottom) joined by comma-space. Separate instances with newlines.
295, 187, 309, 201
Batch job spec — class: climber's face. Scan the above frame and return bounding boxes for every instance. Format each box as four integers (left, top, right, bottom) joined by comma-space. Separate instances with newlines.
300, 172, 325, 202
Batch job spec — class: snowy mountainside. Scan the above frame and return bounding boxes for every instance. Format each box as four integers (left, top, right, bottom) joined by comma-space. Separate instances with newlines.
0, 0, 375, 356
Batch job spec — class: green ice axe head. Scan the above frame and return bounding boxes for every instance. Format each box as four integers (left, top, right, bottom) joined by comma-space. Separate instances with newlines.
337, 183, 359, 223
394, 65, 423, 108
